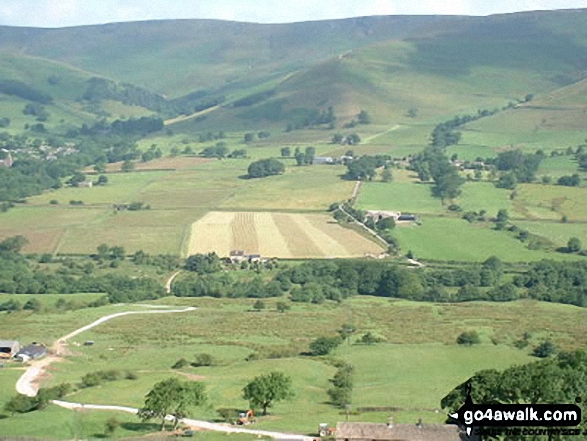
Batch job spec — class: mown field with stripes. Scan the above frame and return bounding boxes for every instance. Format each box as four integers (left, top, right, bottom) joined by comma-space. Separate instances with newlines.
189, 211, 384, 258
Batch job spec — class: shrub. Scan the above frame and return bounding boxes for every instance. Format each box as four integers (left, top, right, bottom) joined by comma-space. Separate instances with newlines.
457, 331, 481, 346
532, 340, 556, 358
193, 353, 213, 367
309, 336, 342, 356
172, 358, 190, 369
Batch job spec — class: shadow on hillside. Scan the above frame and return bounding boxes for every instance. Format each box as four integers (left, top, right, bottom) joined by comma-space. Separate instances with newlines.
120, 422, 161, 432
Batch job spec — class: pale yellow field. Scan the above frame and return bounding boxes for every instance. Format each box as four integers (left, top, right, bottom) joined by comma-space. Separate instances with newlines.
188, 211, 385, 258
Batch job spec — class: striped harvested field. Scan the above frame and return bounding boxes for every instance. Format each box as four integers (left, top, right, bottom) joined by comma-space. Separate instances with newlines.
188, 211, 384, 258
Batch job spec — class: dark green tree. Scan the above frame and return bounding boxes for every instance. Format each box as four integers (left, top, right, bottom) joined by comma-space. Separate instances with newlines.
243, 371, 294, 415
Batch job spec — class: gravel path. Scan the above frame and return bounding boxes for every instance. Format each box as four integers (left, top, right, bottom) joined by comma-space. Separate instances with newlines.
15, 306, 196, 397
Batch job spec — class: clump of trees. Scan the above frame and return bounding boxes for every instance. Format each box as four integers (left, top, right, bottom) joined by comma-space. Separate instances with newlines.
345, 155, 389, 180
557, 174, 581, 187
409, 147, 464, 200
294, 146, 316, 165
4, 383, 70, 415
327, 362, 354, 408
247, 158, 285, 178
310, 336, 342, 355
493, 149, 543, 186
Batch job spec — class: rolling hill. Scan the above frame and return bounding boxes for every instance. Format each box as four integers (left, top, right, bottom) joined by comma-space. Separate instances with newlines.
1, 9, 587, 134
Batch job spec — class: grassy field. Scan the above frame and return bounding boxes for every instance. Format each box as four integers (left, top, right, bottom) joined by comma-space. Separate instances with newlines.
0, 296, 582, 437
189, 211, 384, 258
391, 216, 581, 262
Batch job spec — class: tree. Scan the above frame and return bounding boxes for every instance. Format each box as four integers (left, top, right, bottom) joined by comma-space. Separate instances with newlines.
253, 299, 265, 311
360, 332, 383, 345
193, 353, 213, 367
96, 175, 108, 186
280, 147, 291, 157
376, 217, 395, 231
0, 235, 29, 253
185, 253, 222, 274
357, 110, 371, 124
244, 133, 255, 143
457, 331, 481, 346
338, 323, 355, 346
276, 301, 290, 313
247, 159, 285, 178
309, 336, 342, 355
381, 168, 393, 182
104, 417, 120, 437
331, 133, 344, 144
243, 371, 294, 415
121, 160, 135, 173
23, 298, 41, 312
557, 174, 581, 187
532, 340, 556, 358
139, 378, 207, 431
327, 363, 354, 408
408, 107, 418, 118
567, 237, 582, 253
496, 172, 517, 189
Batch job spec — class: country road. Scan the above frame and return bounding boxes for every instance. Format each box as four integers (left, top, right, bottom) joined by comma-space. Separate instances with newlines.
14, 304, 313, 440
15, 306, 196, 397
52, 401, 312, 440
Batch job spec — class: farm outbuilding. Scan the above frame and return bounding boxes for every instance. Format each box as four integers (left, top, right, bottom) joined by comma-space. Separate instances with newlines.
0, 340, 20, 359
15, 343, 47, 362
335, 422, 472, 441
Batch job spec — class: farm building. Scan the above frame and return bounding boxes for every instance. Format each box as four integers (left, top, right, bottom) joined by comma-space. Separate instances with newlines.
335, 422, 472, 441
77, 180, 93, 188
366, 210, 401, 221
0, 341, 20, 359
314, 156, 334, 165
15, 343, 47, 362
397, 214, 418, 222
229, 250, 265, 263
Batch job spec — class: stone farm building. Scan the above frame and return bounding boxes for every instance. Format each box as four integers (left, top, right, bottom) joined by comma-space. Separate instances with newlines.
365, 211, 418, 223
0, 340, 20, 359
335, 422, 473, 441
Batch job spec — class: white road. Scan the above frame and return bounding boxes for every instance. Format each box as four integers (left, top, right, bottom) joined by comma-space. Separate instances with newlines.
15, 304, 313, 440
52, 401, 312, 440
15, 306, 196, 397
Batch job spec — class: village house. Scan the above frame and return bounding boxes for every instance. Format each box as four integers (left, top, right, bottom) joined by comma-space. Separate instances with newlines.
0, 340, 20, 359
335, 421, 473, 441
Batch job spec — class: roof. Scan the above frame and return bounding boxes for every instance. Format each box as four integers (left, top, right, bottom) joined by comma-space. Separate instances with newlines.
0, 340, 19, 348
16, 344, 47, 358
336, 423, 465, 441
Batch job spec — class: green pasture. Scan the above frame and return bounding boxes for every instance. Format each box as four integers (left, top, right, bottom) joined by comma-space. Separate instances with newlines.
515, 221, 587, 248
391, 216, 580, 262
357, 181, 443, 214
18, 296, 583, 435
514, 184, 587, 221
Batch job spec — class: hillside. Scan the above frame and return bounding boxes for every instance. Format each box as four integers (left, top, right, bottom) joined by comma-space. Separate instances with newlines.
1, 10, 587, 133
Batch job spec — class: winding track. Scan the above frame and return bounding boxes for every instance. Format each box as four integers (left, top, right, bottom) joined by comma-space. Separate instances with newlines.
15, 306, 197, 397
14, 300, 311, 439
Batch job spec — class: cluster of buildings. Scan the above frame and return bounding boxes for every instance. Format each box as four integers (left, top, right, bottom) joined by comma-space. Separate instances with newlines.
0, 340, 47, 363
365, 210, 418, 223
228, 250, 264, 264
